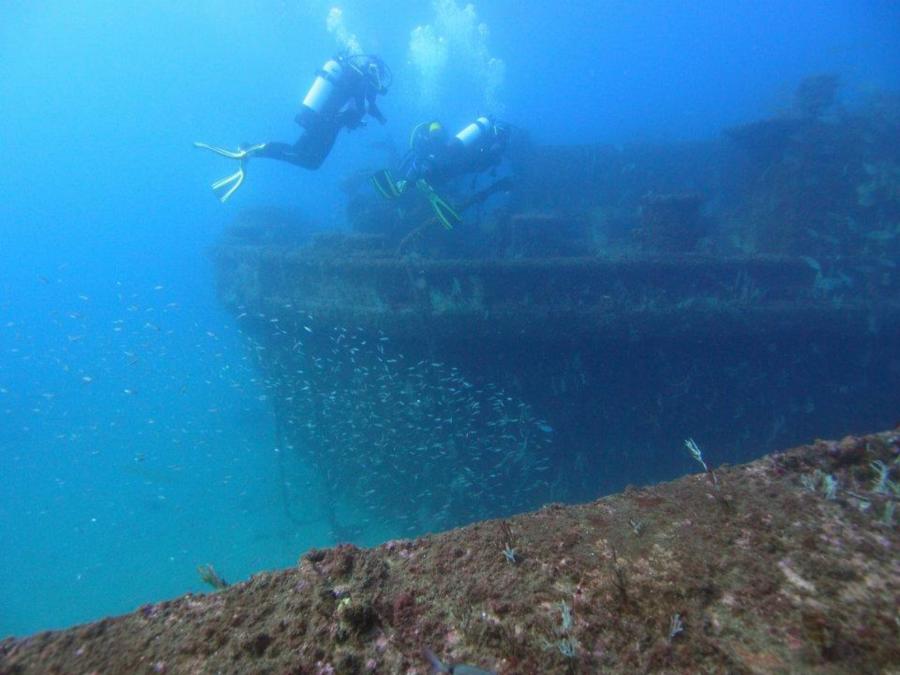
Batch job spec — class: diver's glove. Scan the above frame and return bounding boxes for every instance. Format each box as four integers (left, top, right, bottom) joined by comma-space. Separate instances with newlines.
416, 179, 461, 230
193, 142, 267, 203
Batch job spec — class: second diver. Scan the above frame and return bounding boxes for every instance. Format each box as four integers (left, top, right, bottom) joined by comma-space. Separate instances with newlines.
371, 116, 510, 229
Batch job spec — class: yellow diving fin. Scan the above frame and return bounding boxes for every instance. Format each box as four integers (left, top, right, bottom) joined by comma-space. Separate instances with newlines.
416, 179, 461, 230
370, 169, 405, 199
193, 142, 266, 203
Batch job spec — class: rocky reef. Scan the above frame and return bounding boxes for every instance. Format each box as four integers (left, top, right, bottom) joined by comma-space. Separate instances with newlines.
2, 429, 898, 673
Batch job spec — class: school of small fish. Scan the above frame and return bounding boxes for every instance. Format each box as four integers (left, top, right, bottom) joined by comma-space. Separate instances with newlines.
239, 308, 555, 533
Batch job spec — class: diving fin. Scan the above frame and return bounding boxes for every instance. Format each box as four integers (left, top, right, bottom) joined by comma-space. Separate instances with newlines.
371, 169, 405, 199
193, 142, 267, 203
210, 167, 245, 203
416, 179, 461, 230
193, 142, 266, 160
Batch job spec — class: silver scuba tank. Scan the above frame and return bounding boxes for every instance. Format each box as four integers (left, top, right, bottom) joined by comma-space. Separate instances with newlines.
454, 116, 492, 148
302, 59, 345, 116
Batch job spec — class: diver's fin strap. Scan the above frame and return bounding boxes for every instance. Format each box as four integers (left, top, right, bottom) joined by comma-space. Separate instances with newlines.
416, 179, 461, 230
371, 169, 404, 199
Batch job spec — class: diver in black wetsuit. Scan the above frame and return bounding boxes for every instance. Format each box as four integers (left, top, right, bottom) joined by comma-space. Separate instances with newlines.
400, 117, 509, 185
195, 53, 390, 202
371, 116, 510, 229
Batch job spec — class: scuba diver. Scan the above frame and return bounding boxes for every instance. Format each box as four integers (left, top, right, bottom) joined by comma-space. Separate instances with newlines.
195, 53, 391, 202
371, 116, 510, 229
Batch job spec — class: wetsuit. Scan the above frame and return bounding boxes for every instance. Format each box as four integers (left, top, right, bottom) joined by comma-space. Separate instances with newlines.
257, 55, 387, 170
401, 119, 508, 185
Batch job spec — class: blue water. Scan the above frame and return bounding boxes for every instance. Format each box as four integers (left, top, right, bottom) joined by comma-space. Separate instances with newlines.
2, 1, 898, 637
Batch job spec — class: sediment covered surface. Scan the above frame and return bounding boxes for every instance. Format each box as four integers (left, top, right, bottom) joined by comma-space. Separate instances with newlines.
3, 429, 899, 674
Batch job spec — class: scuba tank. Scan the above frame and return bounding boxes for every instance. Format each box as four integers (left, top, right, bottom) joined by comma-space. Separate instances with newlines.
454, 116, 493, 149
301, 58, 346, 117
